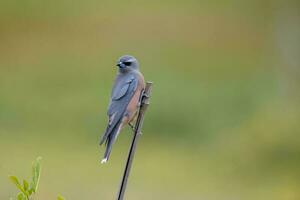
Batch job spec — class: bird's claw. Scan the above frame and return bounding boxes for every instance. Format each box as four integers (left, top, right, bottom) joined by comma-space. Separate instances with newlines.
128, 123, 135, 130
128, 123, 142, 134
143, 93, 150, 98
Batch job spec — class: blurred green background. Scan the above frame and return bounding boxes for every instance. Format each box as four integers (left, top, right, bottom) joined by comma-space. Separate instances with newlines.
1, 0, 300, 199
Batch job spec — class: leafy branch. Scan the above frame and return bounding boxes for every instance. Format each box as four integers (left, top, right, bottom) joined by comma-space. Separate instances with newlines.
9, 157, 66, 200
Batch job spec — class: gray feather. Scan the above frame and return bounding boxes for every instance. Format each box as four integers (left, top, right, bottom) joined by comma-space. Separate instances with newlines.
111, 75, 134, 100
99, 72, 138, 146
102, 118, 122, 160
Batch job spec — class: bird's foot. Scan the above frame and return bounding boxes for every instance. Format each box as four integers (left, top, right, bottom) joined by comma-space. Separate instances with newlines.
128, 123, 135, 131
128, 123, 143, 134
143, 93, 150, 98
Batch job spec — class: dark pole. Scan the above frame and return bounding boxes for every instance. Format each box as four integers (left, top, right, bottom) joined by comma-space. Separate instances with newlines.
116, 81, 153, 200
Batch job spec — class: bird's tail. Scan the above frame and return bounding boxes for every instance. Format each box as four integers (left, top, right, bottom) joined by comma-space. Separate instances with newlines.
100, 121, 122, 164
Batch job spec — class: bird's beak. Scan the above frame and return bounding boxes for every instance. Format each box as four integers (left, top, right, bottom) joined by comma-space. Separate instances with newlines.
116, 62, 126, 68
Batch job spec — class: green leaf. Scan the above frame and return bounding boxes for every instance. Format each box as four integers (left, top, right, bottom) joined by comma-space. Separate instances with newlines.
9, 176, 21, 188
17, 192, 26, 200
28, 188, 34, 195
57, 195, 66, 200
9, 176, 26, 194
23, 180, 29, 191
30, 156, 42, 193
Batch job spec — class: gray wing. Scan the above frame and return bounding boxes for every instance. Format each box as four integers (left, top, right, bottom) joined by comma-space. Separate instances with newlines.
99, 73, 138, 145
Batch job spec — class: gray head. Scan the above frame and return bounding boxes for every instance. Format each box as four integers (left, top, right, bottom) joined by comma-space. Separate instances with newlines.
116, 55, 139, 72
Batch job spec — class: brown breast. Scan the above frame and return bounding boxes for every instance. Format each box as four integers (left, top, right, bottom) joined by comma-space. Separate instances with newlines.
124, 72, 145, 123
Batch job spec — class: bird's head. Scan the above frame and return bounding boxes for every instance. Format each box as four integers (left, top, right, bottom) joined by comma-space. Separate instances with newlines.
116, 55, 139, 72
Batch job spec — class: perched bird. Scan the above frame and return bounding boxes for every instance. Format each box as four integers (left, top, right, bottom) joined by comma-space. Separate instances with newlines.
100, 55, 145, 164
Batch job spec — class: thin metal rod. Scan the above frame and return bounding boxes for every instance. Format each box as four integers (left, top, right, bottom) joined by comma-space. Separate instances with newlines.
116, 82, 153, 200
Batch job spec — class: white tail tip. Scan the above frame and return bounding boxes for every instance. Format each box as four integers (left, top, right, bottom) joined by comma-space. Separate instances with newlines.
101, 158, 108, 164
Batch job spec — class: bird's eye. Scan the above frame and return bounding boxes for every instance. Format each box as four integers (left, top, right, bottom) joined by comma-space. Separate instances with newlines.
123, 62, 131, 66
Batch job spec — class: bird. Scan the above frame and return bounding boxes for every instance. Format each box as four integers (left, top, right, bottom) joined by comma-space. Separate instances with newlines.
99, 55, 145, 164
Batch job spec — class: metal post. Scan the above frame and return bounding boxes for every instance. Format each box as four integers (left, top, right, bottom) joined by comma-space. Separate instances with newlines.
116, 81, 153, 200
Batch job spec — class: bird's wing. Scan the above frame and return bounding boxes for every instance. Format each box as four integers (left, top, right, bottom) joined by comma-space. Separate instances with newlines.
99, 74, 138, 145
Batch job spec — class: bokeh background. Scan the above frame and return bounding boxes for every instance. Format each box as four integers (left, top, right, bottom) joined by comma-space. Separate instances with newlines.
1, 0, 300, 199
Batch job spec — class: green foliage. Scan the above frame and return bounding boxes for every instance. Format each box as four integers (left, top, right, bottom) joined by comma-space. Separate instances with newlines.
30, 156, 41, 194
9, 176, 27, 196
9, 157, 66, 200
57, 195, 66, 200
17, 193, 27, 200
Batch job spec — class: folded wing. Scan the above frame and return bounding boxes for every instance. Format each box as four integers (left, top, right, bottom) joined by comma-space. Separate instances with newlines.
100, 74, 138, 146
